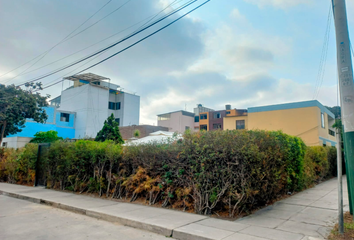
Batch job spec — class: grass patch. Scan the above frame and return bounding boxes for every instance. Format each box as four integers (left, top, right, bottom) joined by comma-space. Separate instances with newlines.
329, 212, 354, 240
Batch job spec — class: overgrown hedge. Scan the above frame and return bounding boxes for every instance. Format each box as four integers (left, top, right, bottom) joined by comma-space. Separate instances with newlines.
0, 130, 337, 217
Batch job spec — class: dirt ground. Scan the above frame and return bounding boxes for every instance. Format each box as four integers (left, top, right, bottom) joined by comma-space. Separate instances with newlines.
328, 212, 354, 240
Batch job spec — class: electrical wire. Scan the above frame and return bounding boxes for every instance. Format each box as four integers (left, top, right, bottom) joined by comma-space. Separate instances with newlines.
15, 0, 198, 87
0, 0, 194, 102
38, 0, 210, 91
1, 0, 183, 82
313, 4, 332, 99
0, 0, 114, 82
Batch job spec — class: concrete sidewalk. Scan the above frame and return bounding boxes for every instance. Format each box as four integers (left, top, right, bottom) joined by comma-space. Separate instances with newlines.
0, 177, 348, 240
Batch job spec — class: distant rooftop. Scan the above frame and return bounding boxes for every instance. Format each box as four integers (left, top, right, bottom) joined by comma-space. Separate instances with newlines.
64, 73, 110, 82
248, 100, 335, 119
157, 110, 195, 118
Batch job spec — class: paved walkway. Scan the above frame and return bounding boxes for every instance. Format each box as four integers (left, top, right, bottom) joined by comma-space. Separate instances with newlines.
0, 177, 349, 240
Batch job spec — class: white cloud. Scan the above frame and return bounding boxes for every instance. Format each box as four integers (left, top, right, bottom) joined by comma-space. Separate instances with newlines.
243, 0, 312, 9
187, 23, 292, 80
230, 8, 246, 21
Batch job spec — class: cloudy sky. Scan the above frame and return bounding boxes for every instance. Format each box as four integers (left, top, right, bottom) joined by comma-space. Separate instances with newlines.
0, 0, 353, 124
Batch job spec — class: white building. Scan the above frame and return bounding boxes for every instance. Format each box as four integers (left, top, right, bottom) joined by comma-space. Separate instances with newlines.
52, 73, 140, 139
157, 110, 195, 133
157, 104, 213, 133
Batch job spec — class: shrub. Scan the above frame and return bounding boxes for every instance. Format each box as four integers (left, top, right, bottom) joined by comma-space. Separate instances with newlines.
0, 147, 24, 183
122, 130, 307, 216
302, 146, 336, 188
0, 130, 337, 217
30, 130, 63, 143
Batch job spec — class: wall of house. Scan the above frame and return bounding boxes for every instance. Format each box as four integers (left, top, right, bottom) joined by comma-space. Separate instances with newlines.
59, 84, 109, 139
2, 137, 33, 149
248, 107, 320, 146
158, 112, 194, 133
209, 110, 226, 130
121, 92, 140, 126
317, 110, 336, 146
199, 112, 209, 131
223, 116, 249, 130
5, 106, 75, 141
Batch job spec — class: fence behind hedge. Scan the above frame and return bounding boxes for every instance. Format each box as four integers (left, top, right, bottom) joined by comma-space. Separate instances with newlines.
0, 130, 337, 217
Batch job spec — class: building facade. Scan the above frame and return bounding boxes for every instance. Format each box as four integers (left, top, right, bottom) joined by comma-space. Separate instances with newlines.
157, 110, 195, 133
2, 106, 76, 148
157, 104, 213, 133
2, 73, 140, 147
222, 100, 336, 146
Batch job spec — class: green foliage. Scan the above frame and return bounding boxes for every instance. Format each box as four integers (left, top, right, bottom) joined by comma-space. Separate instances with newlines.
0, 130, 337, 217
133, 129, 140, 138
326, 106, 341, 119
30, 130, 63, 143
302, 146, 336, 188
95, 113, 124, 144
0, 83, 49, 144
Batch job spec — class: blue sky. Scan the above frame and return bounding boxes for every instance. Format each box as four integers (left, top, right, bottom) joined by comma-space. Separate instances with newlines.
0, 0, 353, 124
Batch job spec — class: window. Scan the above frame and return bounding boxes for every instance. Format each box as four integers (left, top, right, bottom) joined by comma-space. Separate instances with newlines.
2, 142, 7, 147
200, 125, 207, 131
236, 120, 245, 130
200, 114, 207, 120
115, 118, 120, 126
60, 113, 70, 122
226, 111, 231, 114
158, 113, 171, 121
329, 129, 335, 136
194, 116, 199, 123
213, 123, 222, 129
185, 126, 190, 130
108, 102, 116, 110
213, 112, 221, 119
321, 113, 325, 128
116, 102, 121, 110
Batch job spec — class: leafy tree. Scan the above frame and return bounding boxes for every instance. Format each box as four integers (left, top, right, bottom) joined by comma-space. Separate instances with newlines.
95, 113, 124, 144
326, 106, 341, 119
0, 83, 49, 145
29, 130, 63, 143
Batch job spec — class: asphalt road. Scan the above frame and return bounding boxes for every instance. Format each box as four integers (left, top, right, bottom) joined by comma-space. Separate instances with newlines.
0, 195, 171, 240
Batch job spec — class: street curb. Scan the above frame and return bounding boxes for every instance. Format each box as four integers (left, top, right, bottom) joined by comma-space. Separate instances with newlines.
0, 189, 185, 239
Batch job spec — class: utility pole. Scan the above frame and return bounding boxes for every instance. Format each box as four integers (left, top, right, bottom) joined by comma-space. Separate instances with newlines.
337, 128, 344, 234
332, 0, 354, 215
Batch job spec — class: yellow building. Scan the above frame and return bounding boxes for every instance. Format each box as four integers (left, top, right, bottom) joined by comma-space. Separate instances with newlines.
223, 100, 336, 146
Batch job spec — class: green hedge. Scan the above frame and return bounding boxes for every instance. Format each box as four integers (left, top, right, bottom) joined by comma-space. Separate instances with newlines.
0, 130, 337, 217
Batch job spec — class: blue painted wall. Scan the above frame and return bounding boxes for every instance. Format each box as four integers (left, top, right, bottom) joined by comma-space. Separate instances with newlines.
7, 106, 75, 139
55, 112, 75, 128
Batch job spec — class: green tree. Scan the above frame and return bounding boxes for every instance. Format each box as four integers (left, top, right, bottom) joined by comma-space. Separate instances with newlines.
29, 130, 63, 143
95, 113, 124, 144
326, 106, 341, 119
0, 83, 49, 145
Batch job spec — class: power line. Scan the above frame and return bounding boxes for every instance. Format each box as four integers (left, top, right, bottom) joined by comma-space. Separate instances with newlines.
0, 0, 114, 82
77, 1, 210, 73
15, 0, 198, 87
1, 0, 184, 83
38, 0, 210, 92
313, 5, 332, 99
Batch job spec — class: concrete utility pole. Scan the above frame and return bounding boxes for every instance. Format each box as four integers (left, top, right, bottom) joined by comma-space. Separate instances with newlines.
337, 128, 344, 233
332, 0, 354, 215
